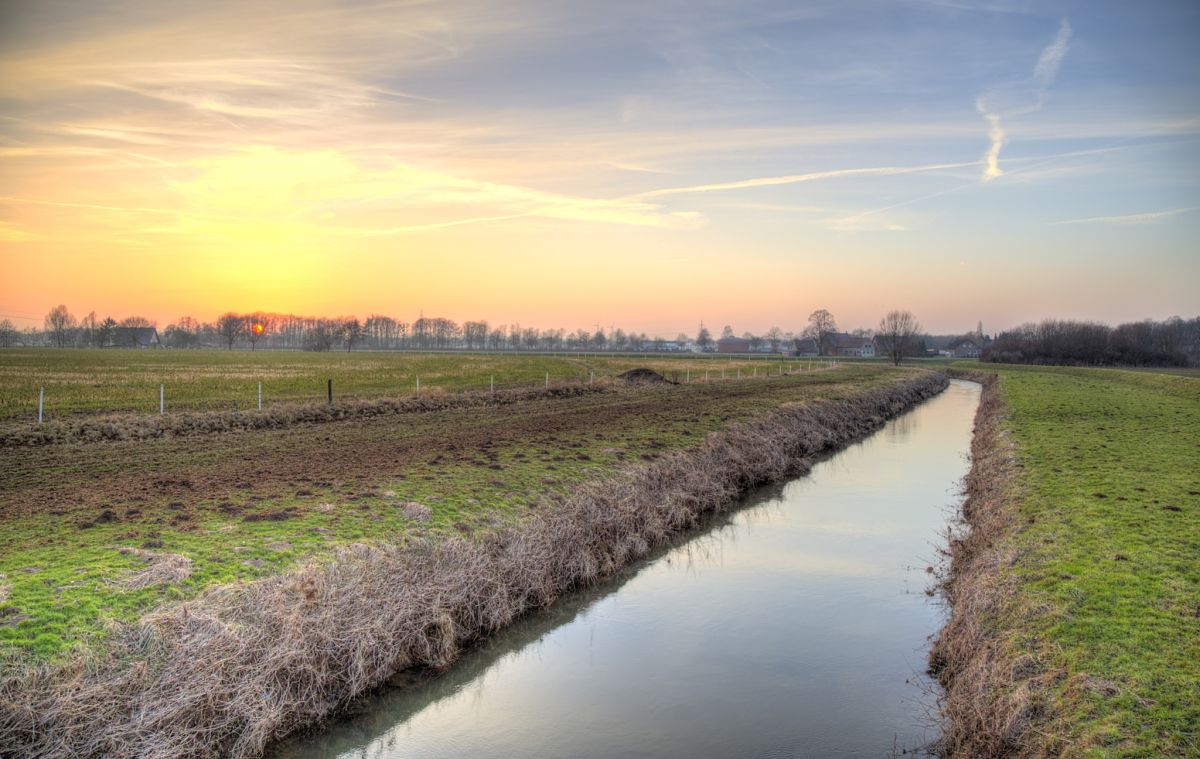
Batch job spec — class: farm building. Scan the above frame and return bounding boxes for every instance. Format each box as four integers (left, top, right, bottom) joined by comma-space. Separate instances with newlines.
112, 327, 161, 348
792, 337, 820, 356
829, 333, 875, 358
716, 336, 751, 353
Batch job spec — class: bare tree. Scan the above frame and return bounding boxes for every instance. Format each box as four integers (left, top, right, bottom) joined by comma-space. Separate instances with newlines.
877, 309, 922, 365
766, 326, 783, 353
44, 304, 76, 348
341, 318, 363, 351
804, 309, 836, 355
216, 312, 243, 350
0, 319, 17, 348
696, 323, 712, 351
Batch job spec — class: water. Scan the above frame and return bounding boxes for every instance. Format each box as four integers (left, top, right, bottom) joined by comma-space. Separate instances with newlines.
275, 379, 981, 759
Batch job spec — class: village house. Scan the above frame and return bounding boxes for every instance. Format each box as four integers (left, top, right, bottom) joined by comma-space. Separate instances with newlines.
792, 337, 820, 356
715, 335, 751, 353
828, 333, 875, 358
111, 327, 161, 348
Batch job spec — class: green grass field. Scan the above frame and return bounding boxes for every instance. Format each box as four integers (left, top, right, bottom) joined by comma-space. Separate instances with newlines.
964, 362, 1200, 757
0, 348, 829, 420
0, 357, 901, 665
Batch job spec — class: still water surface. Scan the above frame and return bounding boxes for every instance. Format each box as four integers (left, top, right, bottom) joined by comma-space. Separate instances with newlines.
276, 379, 980, 759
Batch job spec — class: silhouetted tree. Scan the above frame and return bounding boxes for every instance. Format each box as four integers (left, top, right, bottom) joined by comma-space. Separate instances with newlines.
804, 309, 836, 355
216, 313, 243, 350
877, 309, 922, 365
44, 304, 76, 348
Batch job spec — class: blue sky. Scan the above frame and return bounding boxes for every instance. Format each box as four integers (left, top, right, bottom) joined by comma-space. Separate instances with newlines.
0, 0, 1197, 334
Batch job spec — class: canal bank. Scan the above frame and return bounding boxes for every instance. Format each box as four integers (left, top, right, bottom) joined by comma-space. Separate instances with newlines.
273, 378, 982, 758
2, 372, 949, 759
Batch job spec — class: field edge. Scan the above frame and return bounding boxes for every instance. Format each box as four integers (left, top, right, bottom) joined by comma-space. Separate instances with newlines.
0, 372, 948, 759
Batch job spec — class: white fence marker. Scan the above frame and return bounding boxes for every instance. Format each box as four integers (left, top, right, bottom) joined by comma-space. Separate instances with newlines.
258, 382, 263, 410
38, 387, 44, 424
545, 371, 549, 387
416, 376, 420, 397
159, 384, 164, 415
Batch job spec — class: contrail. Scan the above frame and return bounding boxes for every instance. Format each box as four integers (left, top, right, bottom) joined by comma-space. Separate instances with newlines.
627, 161, 980, 200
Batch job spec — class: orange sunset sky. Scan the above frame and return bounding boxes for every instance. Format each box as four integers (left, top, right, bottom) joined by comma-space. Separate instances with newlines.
1, 1, 1197, 336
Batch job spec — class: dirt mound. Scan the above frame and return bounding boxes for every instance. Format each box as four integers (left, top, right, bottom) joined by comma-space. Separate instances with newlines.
617, 368, 675, 384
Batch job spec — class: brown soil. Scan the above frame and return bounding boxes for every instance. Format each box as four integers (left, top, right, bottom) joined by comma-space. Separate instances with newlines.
0, 377, 860, 523
616, 368, 675, 384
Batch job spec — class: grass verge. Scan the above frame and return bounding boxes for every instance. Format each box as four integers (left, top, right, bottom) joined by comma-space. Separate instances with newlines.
930, 364, 1199, 758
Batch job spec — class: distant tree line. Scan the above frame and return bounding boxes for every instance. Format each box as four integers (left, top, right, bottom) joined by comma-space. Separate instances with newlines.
20, 305, 779, 353
985, 317, 1200, 367
8, 304, 962, 362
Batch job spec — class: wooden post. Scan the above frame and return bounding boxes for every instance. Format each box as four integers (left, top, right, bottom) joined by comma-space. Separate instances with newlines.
416, 376, 420, 397
545, 371, 549, 387
491, 375, 494, 394
38, 387, 43, 424
327, 378, 332, 404
258, 382, 262, 410
159, 384, 164, 415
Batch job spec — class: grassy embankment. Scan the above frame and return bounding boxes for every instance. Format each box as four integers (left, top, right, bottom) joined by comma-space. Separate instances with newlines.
0, 356, 897, 665
936, 363, 1199, 757
0, 349, 819, 420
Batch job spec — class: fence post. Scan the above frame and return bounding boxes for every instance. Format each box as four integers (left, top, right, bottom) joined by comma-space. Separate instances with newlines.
38, 387, 43, 424
416, 376, 420, 397
686, 369, 690, 383
589, 371, 594, 385
491, 375, 494, 394
159, 384, 164, 415
545, 371, 549, 388
258, 382, 263, 410
327, 378, 332, 404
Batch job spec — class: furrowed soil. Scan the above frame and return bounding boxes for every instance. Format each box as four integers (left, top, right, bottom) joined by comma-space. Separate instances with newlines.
932, 364, 1200, 758
0, 362, 898, 663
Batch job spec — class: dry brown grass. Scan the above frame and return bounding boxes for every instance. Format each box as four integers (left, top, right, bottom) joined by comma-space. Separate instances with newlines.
927, 370, 1050, 758
0, 373, 946, 759
120, 549, 194, 590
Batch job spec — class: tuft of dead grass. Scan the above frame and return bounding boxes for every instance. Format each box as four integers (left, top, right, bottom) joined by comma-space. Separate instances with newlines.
0, 373, 946, 759
119, 549, 193, 590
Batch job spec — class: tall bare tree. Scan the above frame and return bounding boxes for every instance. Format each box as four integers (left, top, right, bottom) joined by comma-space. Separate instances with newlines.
804, 309, 836, 355
44, 304, 76, 348
216, 312, 243, 350
877, 309, 922, 365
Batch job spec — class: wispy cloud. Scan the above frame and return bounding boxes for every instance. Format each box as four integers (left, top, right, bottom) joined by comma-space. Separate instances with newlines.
976, 18, 1072, 181
1051, 207, 1194, 226
1034, 20, 1073, 88
627, 161, 980, 200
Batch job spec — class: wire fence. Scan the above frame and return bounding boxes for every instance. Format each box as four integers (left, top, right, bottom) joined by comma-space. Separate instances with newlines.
21, 360, 842, 424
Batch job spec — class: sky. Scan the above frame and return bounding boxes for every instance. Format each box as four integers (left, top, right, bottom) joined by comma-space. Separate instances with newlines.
1, 0, 1197, 337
